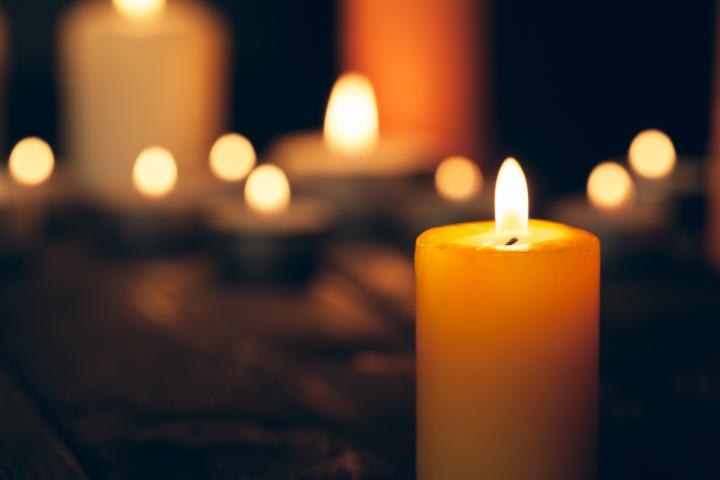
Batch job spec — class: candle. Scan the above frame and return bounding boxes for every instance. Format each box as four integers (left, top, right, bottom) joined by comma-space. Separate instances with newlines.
209, 133, 257, 184
94, 146, 201, 255
269, 72, 435, 179
627, 129, 677, 201
59, 0, 229, 202
205, 164, 334, 283
340, 0, 489, 163
416, 158, 599, 479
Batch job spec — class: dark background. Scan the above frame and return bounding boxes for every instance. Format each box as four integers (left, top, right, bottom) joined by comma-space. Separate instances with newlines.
1, 0, 716, 192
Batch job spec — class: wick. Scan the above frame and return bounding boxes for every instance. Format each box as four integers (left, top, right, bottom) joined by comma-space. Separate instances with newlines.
505, 237, 519, 246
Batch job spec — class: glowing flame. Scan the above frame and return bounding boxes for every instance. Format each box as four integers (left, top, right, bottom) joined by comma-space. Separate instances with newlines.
435, 155, 483, 203
132, 147, 177, 198
628, 129, 676, 180
323, 72, 379, 155
9, 137, 55, 187
209, 133, 256, 182
587, 161, 634, 212
245, 164, 291, 215
113, 0, 166, 20
495, 157, 528, 235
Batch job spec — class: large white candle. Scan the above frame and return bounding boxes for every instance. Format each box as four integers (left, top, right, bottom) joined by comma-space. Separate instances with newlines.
59, 0, 229, 202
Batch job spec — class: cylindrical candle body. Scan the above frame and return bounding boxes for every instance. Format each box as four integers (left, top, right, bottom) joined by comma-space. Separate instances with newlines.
59, 1, 228, 201
415, 220, 599, 479
340, 0, 489, 164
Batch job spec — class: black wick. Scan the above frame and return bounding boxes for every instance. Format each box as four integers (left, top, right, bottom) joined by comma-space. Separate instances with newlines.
505, 237, 519, 246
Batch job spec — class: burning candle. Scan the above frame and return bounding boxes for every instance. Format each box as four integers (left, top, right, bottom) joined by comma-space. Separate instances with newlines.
59, 0, 229, 202
209, 133, 257, 184
586, 161, 634, 213
205, 162, 334, 283
269, 72, 435, 179
9, 137, 56, 188
340, 0, 488, 163
416, 158, 599, 479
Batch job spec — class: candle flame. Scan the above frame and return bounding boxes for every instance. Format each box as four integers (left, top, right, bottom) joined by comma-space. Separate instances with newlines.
245, 164, 291, 215
628, 129, 676, 180
113, 0, 166, 20
587, 161, 634, 212
435, 155, 483, 203
133, 147, 177, 198
209, 133, 256, 182
323, 72, 379, 156
494, 157, 528, 235
9, 137, 55, 187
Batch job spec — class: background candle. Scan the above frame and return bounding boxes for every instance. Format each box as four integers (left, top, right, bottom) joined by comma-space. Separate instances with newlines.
340, 0, 489, 163
416, 159, 599, 479
58, 0, 229, 202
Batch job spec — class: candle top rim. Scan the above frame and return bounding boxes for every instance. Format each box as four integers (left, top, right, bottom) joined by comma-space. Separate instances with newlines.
416, 219, 598, 255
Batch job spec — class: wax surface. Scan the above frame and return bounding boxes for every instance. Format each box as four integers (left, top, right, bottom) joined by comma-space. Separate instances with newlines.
415, 219, 600, 479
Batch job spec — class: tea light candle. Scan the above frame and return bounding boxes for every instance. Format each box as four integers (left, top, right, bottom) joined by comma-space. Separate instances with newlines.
205, 164, 334, 284
416, 158, 599, 479
93, 146, 202, 255
59, 0, 229, 202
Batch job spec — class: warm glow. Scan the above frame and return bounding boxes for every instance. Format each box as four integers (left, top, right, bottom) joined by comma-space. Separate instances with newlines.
245, 164, 291, 215
587, 161, 634, 212
133, 147, 177, 198
113, 0, 166, 20
495, 157, 528, 235
9, 137, 55, 187
435, 156, 483, 203
323, 72, 379, 155
628, 129, 676, 179
209, 133, 256, 182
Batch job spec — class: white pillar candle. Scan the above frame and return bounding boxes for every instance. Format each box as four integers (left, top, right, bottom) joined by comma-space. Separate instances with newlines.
58, 0, 229, 202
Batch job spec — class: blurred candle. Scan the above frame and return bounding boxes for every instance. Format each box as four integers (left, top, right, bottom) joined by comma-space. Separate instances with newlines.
209, 133, 257, 183
244, 164, 291, 215
59, 0, 229, 202
340, 0, 488, 163
586, 161, 634, 213
132, 146, 177, 199
416, 158, 599, 479
9, 137, 55, 187
628, 129, 676, 181
270, 72, 435, 179
434, 155, 483, 204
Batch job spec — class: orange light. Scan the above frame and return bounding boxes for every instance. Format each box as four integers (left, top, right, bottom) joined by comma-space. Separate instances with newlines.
9, 137, 55, 187
113, 0, 166, 19
209, 133, 256, 182
323, 72, 379, 155
132, 147, 177, 198
245, 165, 291, 215
494, 157, 528, 235
435, 155, 483, 203
628, 129, 676, 180
587, 161, 634, 212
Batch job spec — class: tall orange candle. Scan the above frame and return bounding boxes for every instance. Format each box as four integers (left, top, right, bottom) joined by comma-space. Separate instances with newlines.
340, 0, 488, 163
415, 158, 600, 479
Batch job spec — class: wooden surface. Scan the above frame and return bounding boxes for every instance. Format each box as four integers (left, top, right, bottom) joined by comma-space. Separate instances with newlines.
0, 233, 719, 478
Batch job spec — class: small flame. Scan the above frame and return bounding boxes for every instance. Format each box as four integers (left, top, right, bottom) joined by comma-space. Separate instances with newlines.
628, 129, 676, 180
323, 72, 379, 155
494, 157, 528, 235
435, 155, 483, 203
209, 133, 256, 182
9, 137, 55, 187
587, 161, 634, 212
245, 164, 291, 215
132, 147, 177, 198
113, 0, 166, 20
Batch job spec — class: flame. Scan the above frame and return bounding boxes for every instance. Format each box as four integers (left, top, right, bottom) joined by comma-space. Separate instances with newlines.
9, 137, 55, 187
587, 161, 634, 211
209, 133, 256, 182
495, 157, 528, 235
435, 155, 483, 203
113, 0, 166, 20
132, 147, 177, 198
245, 164, 291, 215
628, 129, 676, 180
323, 72, 379, 155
